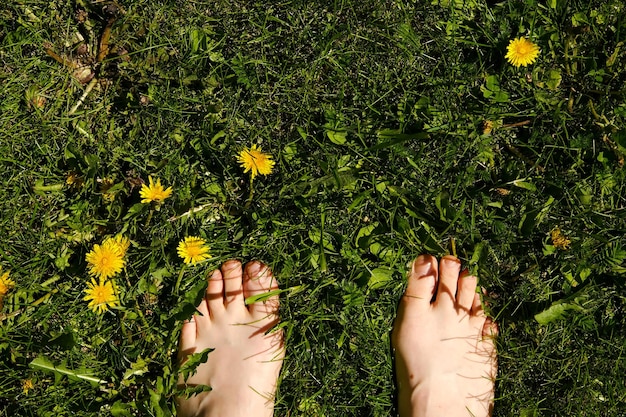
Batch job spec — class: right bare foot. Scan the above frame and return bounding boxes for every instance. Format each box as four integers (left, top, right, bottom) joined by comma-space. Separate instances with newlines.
392, 255, 497, 417
176, 260, 284, 417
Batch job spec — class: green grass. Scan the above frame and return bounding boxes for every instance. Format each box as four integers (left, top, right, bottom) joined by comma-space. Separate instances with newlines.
1, 0, 626, 415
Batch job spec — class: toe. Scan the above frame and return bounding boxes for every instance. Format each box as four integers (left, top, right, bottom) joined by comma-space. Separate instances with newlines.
221, 259, 245, 308
456, 271, 478, 313
206, 268, 226, 314
403, 255, 437, 307
195, 297, 211, 327
434, 255, 461, 307
471, 292, 483, 315
482, 317, 498, 338
178, 319, 197, 364
243, 261, 280, 318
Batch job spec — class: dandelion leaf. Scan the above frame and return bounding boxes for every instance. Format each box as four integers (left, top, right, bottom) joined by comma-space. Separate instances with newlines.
326, 129, 347, 145
178, 347, 214, 381
123, 357, 149, 382
29, 355, 105, 386
177, 384, 213, 400
546, 69, 562, 90
368, 267, 393, 289
534, 301, 582, 325
111, 401, 134, 417
168, 277, 207, 323
356, 222, 379, 249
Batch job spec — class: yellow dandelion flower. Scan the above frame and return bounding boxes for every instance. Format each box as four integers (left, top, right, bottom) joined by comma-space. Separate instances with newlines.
104, 235, 130, 257
66, 171, 84, 188
99, 177, 114, 191
237, 145, 275, 180
83, 278, 119, 314
177, 236, 210, 265
551, 227, 571, 250
140, 176, 173, 203
505, 37, 540, 67
483, 120, 495, 135
22, 379, 34, 394
100, 177, 116, 202
85, 240, 125, 279
0, 269, 15, 296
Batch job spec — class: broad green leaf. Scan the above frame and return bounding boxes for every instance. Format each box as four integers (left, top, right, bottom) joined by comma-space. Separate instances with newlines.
356, 223, 378, 249
578, 267, 592, 282
210, 130, 226, 145
29, 356, 106, 385
151, 267, 172, 281
546, 69, 562, 90
534, 301, 582, 325
149, 388, 164, 417
543, 244, 557, 256
326, 129, 347, 145
189, 28, 207, 53
123, 203, 147, 220
368, 267, 393, 289
111, 401, 134, 417
485, 75, 500, 92
571, 11, 588, 27
511, 179, 536, 191
297, 126, 308, 140
369, 241, 395, 261
493, 90, 510, 103
33, 180, 64, 193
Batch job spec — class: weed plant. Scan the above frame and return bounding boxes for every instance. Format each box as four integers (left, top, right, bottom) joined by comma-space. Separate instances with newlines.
1, 0, 626, 416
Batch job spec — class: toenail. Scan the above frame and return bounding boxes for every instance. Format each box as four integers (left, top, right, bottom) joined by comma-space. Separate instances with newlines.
413, 255, 431, 269
412, 258, 432, 275
442, 255, 460, 264
246, 261, 263, 277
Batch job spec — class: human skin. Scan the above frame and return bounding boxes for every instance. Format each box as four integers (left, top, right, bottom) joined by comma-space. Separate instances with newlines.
176, 260, 284, 417
392, 255, 498, 417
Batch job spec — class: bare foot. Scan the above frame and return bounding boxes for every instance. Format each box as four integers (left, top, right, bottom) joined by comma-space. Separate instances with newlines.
176, 260, 284, 417
392, 255, 497, 417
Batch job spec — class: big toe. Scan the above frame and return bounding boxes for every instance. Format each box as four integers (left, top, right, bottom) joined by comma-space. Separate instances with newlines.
403, 254, 438, 308
243, 261, 280, 319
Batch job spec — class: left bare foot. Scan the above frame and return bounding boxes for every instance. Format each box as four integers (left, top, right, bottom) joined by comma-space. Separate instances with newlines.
176, 260, 284, 417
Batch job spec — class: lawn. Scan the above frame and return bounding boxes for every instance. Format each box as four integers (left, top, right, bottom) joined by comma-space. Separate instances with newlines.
1, 0, 626, 416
